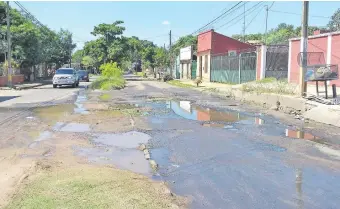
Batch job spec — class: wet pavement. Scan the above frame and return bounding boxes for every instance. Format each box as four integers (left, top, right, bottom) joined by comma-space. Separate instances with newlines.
135, 99, 340, 209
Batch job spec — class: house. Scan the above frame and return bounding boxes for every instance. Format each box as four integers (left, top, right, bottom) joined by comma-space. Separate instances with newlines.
179, 46, 197, 79
196, 29, 254, 82
288, 30, 340, 86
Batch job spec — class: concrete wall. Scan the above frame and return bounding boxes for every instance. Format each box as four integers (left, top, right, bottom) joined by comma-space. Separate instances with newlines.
197, 51, 211, 82
0, 75, 25, 87
288, 32, 340, 86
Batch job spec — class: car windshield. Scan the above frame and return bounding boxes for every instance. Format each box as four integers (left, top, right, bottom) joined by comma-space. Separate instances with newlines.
56, 69, 74, 74
77, 71, 87, 75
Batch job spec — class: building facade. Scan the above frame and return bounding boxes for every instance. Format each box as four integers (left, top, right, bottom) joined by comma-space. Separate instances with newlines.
196, 29, 254, 82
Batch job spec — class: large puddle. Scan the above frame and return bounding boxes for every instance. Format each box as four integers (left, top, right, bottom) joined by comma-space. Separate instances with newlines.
75, 131, 152, 175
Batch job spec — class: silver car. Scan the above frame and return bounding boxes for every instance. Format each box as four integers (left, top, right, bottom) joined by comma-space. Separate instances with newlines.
53, 68, 79, 88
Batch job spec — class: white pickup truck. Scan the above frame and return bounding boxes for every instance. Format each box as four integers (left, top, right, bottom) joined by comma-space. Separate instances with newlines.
53, 68, 79, 88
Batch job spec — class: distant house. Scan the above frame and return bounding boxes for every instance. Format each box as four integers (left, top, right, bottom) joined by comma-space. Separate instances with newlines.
196, 29, 254, 82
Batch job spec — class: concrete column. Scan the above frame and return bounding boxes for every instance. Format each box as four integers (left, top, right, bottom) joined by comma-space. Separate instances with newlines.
288, 40, 292, 82
260, 45, 267, 79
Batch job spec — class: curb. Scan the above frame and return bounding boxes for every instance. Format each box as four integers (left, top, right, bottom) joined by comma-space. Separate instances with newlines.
14, 83, 45, 90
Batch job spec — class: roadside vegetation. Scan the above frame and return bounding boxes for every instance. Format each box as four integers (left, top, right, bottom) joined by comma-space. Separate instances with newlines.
167, 80, 195, 88
5, 165, 183, 209
90, 62, 125, 90
241, 77, 298, 95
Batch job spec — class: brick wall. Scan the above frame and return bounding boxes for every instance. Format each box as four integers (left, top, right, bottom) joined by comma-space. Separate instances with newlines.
0, 75, 25, 87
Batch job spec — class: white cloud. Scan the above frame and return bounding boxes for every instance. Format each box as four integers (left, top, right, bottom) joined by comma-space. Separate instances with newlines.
162, 20, 170, 25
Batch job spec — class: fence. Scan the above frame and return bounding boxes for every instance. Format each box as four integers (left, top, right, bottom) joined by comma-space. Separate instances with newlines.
265, 45, 289, 80
211, 52, 257, 84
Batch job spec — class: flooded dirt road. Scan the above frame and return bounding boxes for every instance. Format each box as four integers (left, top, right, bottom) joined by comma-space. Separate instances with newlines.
1, 79, 340, 209
106, 80, 340, 209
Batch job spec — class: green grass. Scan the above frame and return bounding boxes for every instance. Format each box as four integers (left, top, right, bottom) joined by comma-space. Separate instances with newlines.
136, 72, 144, 77
242, 80, 297, 95
255, 77, 277, 84
167, 80, 195, 88
5, 166, 182, 209
90, 77, 125, 90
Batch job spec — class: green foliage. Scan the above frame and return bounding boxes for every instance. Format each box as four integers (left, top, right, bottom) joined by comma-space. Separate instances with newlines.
72, 50, 83, 63
91, 62, 125, 90
0, 2, 77, 70
328, 8, 340, 32
81, 56, 95, 69
170, 35, 197, 55
232, 23, 322, 45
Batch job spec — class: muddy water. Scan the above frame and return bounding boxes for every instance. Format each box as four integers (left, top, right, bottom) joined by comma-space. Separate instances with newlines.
143, 100, 340, 209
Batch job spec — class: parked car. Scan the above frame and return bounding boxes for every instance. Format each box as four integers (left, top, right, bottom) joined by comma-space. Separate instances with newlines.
53, 68, 79, 88
76, 70, 90, 82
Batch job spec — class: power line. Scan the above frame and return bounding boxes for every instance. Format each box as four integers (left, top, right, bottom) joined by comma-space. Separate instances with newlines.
191, 1, 244, 35
269, 9, 331, 19
215, 2, 264, 31
245, 6, 264, 30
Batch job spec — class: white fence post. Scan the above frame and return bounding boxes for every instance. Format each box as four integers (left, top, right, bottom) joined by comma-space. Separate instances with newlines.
260, 45, 267, 79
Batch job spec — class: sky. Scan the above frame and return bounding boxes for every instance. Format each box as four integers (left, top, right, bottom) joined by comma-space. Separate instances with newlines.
10, 1, 340, 51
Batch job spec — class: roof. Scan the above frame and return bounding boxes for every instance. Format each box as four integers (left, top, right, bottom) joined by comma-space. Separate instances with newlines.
290, 31, 340, 41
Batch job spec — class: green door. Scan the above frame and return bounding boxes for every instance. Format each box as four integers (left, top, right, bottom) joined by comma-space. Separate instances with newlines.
191, 61, 197, 79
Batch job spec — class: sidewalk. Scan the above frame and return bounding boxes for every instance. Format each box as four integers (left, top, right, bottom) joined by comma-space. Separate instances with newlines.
0, 79, 51, 90
174, 79, 340, 128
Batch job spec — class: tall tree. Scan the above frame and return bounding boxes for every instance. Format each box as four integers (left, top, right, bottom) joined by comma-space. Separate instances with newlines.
328, 8, 340, 32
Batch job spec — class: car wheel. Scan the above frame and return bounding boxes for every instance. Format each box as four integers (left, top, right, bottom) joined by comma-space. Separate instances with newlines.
53, 84, 57, 88
72, 83, 76, 88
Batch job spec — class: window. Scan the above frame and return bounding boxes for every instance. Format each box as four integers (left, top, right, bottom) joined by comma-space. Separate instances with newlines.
56, 69, 74, 74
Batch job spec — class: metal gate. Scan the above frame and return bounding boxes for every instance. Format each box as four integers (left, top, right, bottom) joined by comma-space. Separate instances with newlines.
191, 60, 197, 79
211, 52, 257, 84
265, 45, 289, 80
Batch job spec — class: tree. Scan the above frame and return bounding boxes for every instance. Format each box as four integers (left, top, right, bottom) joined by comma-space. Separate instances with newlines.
81, 55, 95, 70
328, 8, 340, 32
72, 49, 84, 63
170, 35, 197, 56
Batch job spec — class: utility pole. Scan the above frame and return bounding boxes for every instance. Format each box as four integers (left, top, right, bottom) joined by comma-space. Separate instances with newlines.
243, 3, 246, 42
6, 1, 12, 88
169, 30, 172, 77
300, 1, 309, 97
264, 5, 269, 45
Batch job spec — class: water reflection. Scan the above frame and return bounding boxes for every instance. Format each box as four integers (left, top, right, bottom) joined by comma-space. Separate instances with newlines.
295, 169, 304, 209
168, 101, 248, 122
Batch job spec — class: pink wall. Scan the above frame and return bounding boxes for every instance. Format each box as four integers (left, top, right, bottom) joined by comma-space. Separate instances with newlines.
0, 75, 24, 87
211, 33, 254, 55
197, 30, 253, 55
197, 30, 212, 53
289, 33, 340, 86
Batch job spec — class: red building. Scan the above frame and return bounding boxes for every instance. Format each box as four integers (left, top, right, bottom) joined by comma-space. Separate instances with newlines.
288, 31, 340, 86
196, 29, 254, 81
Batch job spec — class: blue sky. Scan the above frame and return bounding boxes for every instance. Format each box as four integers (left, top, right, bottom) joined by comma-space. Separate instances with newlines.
10, 1, 340, 50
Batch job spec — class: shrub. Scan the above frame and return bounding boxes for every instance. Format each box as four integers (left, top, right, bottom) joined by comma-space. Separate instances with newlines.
90, 62, 125, 90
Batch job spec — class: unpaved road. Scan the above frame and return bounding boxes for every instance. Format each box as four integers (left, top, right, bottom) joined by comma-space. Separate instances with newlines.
1, 78, 340, 209
105, 80, 340, 209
